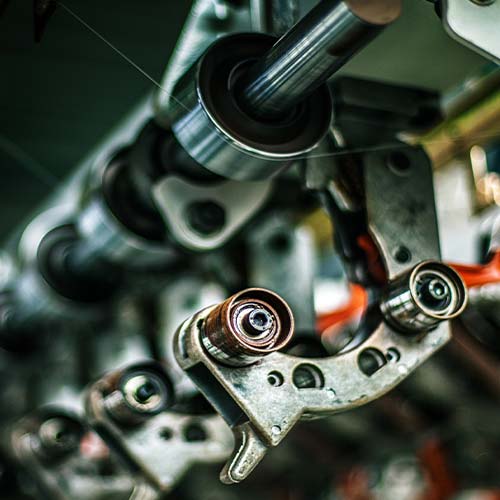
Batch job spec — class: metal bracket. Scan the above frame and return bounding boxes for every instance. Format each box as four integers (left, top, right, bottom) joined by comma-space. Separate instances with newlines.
174, 146, 452, 483
153, 176, 272, 252
247, 215, 317, 334
85, 369, 234, 494
442, 0, 500, 64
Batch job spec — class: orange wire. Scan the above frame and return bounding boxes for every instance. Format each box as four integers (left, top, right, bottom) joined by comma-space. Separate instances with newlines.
316, 284, 367, 334
317, 251, 500, 335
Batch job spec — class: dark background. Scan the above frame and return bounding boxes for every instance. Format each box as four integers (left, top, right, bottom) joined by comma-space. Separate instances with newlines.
0, 0, 486, 237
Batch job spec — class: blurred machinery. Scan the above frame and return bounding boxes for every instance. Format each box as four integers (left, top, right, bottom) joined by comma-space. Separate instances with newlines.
2, 1, 500, 499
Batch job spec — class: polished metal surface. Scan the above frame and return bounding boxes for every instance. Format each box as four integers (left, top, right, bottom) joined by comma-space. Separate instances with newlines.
154, 0, 261, 127
442, 0, 500, 64
169, 33, 331, 181
152, 175, 272, 251
236, 0, 401, 119
381, 261, 468, 333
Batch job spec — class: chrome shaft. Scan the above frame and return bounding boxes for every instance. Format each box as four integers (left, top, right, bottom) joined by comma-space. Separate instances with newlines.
236, 0, 401, 120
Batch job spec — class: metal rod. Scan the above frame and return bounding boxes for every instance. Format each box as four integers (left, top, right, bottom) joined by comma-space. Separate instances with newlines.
235, 0, 401, 120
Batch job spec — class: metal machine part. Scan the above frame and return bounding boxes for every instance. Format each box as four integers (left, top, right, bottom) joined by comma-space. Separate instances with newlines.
152, 175, 272, 251
168, 0, 401, 181
235, 0, 402, 120
169, 32, 332, 181
247, 214, 317, 335
174, 145, 463, 484
381, 261, 467, 333
10, 410, 140, 500
200, 287, 294, 366
85, 362, 234, 495
155, 0, 256, 127
3, 0, 499, 497
442, 0, 500, 65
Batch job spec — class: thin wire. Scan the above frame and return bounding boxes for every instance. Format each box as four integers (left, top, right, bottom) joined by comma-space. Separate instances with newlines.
0, 135, 59, 187
58, 2, 187, 110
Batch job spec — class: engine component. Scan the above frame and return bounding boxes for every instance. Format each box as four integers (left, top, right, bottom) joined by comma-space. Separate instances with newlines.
85, 362, 233, 495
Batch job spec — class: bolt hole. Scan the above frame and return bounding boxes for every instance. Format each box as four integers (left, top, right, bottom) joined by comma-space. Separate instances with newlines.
159, 427, 173, 441
394, 246, 411, 264
387, 151, 411, 175
292, 364, 324, 389
186, 200, 226, 236
183, 422, 207, 442
268, 233, 291, 254
358, 348, 387, 377
268, 371, 284, 387
386, 347, 401, 362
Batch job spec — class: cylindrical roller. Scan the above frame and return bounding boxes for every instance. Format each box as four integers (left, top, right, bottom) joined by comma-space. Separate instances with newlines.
236, 0, 402, 120
35, 414, 84, 461
169, 0, 400, 180
103, 364, 174, 425
170, 33, 331, 181
380, 261, 468, 334
201, 288, 294, 366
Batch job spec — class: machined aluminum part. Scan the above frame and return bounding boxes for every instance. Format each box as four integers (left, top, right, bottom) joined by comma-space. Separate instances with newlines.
442, 0, 500, 65
169, 33, 331, 181
85, 364, 233, 494
152, 175, 272, 251
173, 145, 458, 483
